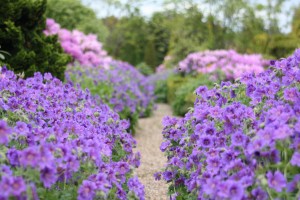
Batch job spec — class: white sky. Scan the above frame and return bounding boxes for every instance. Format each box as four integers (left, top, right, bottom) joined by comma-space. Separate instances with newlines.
81, 0, 299, 33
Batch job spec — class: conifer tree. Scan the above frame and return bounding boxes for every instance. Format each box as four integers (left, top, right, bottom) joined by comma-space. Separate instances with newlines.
0, 0, 70, 80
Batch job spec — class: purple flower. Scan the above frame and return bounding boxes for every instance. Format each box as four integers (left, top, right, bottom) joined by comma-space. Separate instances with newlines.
266, 171, 287, 192
15, 121, 29, 135
0, 176, 13, 197
19, 147, 40, 167
160, 141, 170, 152
0, 120, 11, 144
40, 167, 57, 188
163, 171, 174, 181
251, 187, 268, 200
0, 165, 12, 176
7, 148, 20, 166
195, 86, 208, 96
78, 180, 97, 200
198, 136, 213, 148
127, 177, 145, 200
231, 131, 246, 146
290, 152, 300, 167
11, 177, 26, 196
117, 162, 130, 175
287, 174, 300, 192
154, 172, 162, 181
272, 125, 293, 140
227, 181, 244, 200
284, 88, 300, 102
207, 157, 221, 174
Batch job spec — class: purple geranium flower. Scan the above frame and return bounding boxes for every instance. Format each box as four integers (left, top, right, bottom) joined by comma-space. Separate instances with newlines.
290, 152, 300, 167
0, 120, 11, 144
78, 180, 97, 200
266, 170, 286, 192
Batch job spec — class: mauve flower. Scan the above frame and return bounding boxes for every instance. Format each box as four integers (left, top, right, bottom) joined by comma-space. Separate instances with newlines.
40, 167, 57, 188
284, 88, 300, 102
117, 162, 130, 175
290, 152, 300, 167
266, 171, 287, 192
0, 120, 11, 144
160, 141, 170, 152
0, 176, 13, 197
19, 147, 40, 167
127, 177, 145, 200
163, 171, 174, 181
154, 172, 162, 181
78, 180, 96, 200
15, 121, 29, 136
231, 131, 246, 146
198, 136, 213, 148
11, 177, 26, 196
0, 165, 12, 176
7, 148, 20, 166
251, 187, 268, 200
227, 181, 244, 200
287, 174, 300, 192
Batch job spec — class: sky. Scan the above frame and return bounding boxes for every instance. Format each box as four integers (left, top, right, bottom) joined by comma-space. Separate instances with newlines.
81, 0, 299, 33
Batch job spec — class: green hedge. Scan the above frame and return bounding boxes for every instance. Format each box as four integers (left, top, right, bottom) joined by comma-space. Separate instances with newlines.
171, 75, 215, 116
167, 74, 215, 116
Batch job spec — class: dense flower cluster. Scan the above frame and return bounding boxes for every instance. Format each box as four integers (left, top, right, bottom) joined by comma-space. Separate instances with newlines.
178, 49, 267, 79
44, 19, 112, 68
0, 67, 144, 199
66, 60, 155, 132
157, 49, 300, 199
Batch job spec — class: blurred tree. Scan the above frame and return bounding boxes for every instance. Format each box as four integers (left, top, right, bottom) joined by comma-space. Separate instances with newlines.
0, 0, 70, 80
148, 12, 171, 67
102, 0, 298, 67
46, 0, 109, 42
104, 13, 149, 66
144, 38, 157, 68
292, 6, 300, 38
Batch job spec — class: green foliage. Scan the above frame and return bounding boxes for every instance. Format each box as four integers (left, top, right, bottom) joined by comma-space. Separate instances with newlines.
166, 75, 189, 104
46, 0, 109, 42
171, 74, 215, 116
104, 15, 149, 66
0, 0, 70, 80
136, 62, 153, 76
155, 79, 168, 103
0, 46, 10, 64
144, 39, 157, 68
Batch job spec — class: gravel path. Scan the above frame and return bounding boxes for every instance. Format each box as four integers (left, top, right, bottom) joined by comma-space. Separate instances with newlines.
134, 104, 171, 200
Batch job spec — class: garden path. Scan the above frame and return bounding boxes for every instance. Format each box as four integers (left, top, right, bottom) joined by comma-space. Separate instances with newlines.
134, 104, 171, 200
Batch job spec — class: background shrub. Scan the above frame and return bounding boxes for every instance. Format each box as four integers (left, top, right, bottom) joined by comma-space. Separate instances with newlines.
136, 62, 154, 76
46, 0, 109, 42
171, 74, 215, 116
0, 0, 70, 80
166, 75, 189, 104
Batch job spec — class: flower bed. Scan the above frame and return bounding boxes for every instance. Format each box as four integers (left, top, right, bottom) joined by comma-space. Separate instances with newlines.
178, 49, 267, 79
157, 49, 300, 199
0, 67, 144, 200
66, 61, 155, 133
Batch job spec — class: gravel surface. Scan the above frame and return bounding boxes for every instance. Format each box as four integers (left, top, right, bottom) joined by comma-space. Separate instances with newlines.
134, 104, 172, 200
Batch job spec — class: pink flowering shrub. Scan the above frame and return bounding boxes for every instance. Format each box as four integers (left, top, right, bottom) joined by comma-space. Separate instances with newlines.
157, 49, 300, 199
44, 19, 112, 69
0, 67, 144, 200
178, 49, 267, 79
